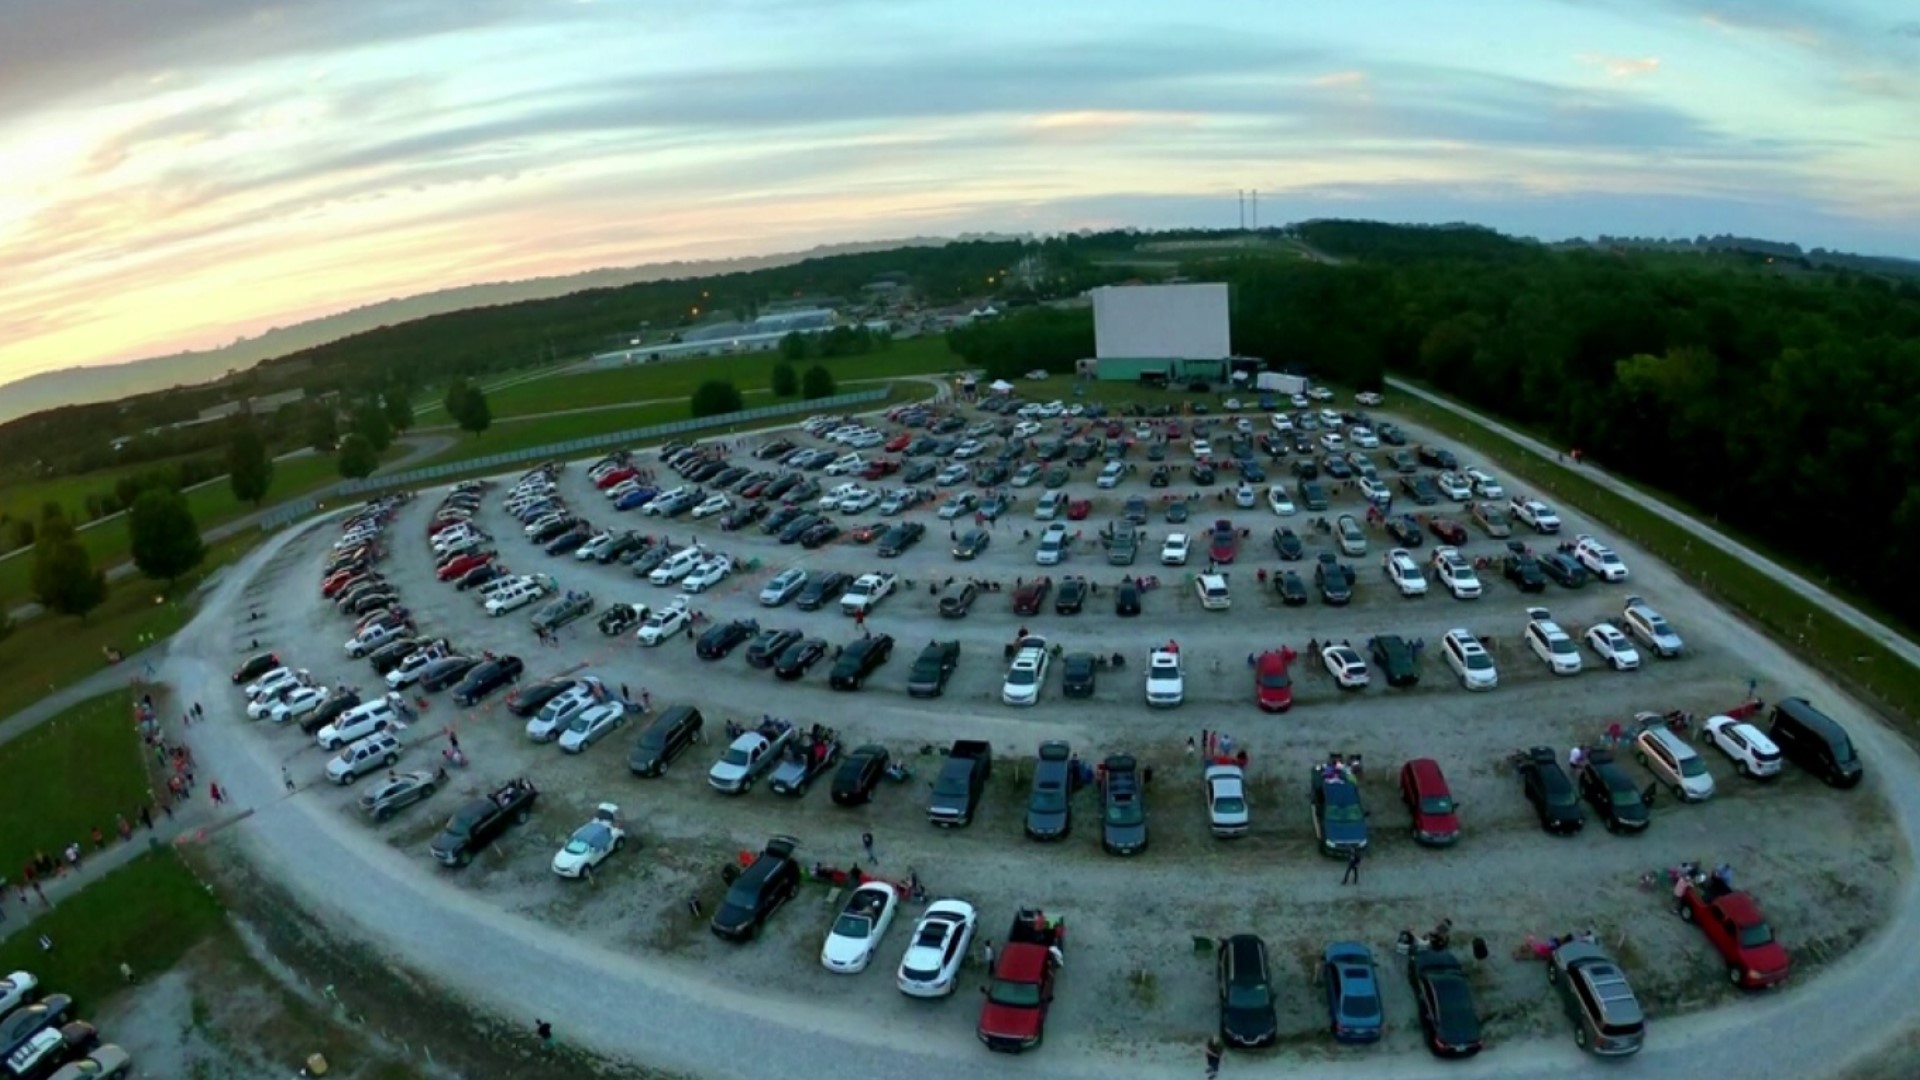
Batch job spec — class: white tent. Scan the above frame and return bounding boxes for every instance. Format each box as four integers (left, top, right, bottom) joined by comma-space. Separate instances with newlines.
988, 379, 1016, 393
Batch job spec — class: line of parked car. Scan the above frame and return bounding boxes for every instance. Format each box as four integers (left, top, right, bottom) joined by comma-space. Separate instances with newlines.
0, 970, 131, 1079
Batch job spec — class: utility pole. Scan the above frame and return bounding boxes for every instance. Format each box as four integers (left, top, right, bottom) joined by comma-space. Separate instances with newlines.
1237, 190, 1246, 230
1251, 190, 1259, 230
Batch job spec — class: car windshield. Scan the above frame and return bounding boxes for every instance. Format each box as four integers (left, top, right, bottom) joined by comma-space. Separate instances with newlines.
1551, 637, 1577, 655
1213, 795, 1247, 815
1257, 672, 1291, 689
1737, 921, 1776, 949
1227, 982, 1271, 1009
722, 747, 752, 766
1419, 795, 1454, 814
1680, 756, 1709, 778
1007, 668, 1036, 687
1610, 789, 1643, 808
1030, 784, 1067, 812
568, 712, 596, 732
1323, 802, 1363, 823
988, 978, 1042, 1008
1648, 615, 1671, 634
566, 824, 609, 854
1465, 652, 1492, 670
1106, 799, 1142, 825
832, 914, 873, 939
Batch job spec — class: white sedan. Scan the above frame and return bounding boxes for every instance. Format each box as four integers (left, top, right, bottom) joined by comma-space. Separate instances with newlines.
1160, 533, 1191, 566
821, 881, 900, 974
636, 600, 692, 645
1234, 483, 1257, 509
551, 803, 626, 878
1323, 645, 1370, 689
267, 685, 329, 724
0, 971, 37, 1016
1584, 624, 1642, 671
1266, 486, 1296, 515
690, 494, 732, 519
897, 899, 979, 998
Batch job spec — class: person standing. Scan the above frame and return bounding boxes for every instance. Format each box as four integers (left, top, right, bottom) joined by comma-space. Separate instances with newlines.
282, 767, 296, 793
209, 782, 225, 806
1204, 1036, 1224, 1078
535, 1019, 554, 1052
1341, 847, 1363, 885
981, 939, 995, 969
861, 831, 876, 863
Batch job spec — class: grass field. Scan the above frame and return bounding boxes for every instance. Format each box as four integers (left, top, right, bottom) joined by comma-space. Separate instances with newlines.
1381, 388, 1920, 730
455, 335, 961, 422
0, 531, 257, 723
0, 689, 148, 873
0, 849, 225, 1010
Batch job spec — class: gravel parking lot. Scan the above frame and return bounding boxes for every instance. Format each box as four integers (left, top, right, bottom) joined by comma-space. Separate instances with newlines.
238, 400, 1898, 1066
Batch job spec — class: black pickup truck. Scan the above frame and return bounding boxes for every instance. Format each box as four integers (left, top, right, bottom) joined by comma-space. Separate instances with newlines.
928, 739, 993, 827
430, 778, 539, 867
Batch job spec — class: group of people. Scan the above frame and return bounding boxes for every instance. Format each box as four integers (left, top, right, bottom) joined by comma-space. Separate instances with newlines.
1522, 926, 1600, 960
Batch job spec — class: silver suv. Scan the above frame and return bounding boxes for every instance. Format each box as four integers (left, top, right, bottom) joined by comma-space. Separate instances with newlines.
1548, 941, 1645, 1056
1634, 724, 1715, 802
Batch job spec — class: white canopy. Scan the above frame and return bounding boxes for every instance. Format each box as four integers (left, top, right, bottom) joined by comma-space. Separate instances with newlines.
988, 379, 1016, 393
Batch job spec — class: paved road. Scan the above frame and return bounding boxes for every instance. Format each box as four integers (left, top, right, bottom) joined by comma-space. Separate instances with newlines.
2, 435, 454, 626
150, 397, 1920, 1079
1387, 378, 1918, 670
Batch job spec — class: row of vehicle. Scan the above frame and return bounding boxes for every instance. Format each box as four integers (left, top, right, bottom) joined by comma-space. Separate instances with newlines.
0, 971, 131, 1080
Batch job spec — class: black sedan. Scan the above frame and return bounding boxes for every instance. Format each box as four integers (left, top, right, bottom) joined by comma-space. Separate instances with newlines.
1062, 653, 1097, 698
1367, 635, 1419, 687
774, 638, 831, 680
453, 655, 524, 706
232, 652, 280, 684
879, 522, 927, 557
1315, 556, 1354, 605
907, 640, 962, 698
1218, 934, 1279, 1049
696, 619, 760, 660
799, 521, 843, 549
831, 745, 892, 806
829, 634, 895, 690
1504, 552, 1548, 592
457, 563, 506, 591
1271, 528, 1305, 561
419, 656, 482, 693
1385, 514, 1424, 547
1054, 577, 1088, 614
746, 628, 804, 669
1276, 571, 1309, 607
1517, 747, 1584, 834
795, 571, 851, 611
506, 678, 573, 718
1399, 475, 1440, 506
950, 528, 990, 560
938, 582, 979, 618
1115, 579, 1143, 617
299, 690, 363, 735
366, 638, 421, 675
1409, 951, 1483, 1058
779, 514, 824, 544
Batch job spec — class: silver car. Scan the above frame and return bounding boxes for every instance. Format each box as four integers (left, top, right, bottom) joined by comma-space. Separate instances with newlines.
358, 766, 448, 821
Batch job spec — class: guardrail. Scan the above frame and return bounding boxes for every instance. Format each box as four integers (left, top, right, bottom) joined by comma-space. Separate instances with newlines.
255, 388, 892, 531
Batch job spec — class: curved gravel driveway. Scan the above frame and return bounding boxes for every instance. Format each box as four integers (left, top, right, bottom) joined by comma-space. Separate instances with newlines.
164, 408, 1920, 1080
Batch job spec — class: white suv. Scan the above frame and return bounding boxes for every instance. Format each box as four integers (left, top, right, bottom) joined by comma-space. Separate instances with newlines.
1573, 534, 1629, 582
1145, 649, 1185, 707
1035, 524, 1069, 566
1383, 549, 1427, 597
1703, 715, 1783, 778
1002, 639, 1051, 706
1430, 547, 1481, 599
1441, 629, 1497, 691
1161, 533, 1191, 566
1195, 572, 1231, 610
1524, 607, 1582, 675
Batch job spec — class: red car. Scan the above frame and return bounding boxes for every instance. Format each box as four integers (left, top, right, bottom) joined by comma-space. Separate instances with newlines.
436, 551, 492, 582
977, 909, 1064, 1053
1012, 578, 1053, 616
739, 478, 771, 499
426, 515, 467, 537
1675, 879, 1790, 988
1253, 649, 1294, 712
885, 433, 913, 452
1066, 499, 1092, 521
861, 459, 900, 480
1427, 517, 1468, 545
1166, 421, 1184, 440
595, 466, 638, 490
1209, 520, 1238, 564
1105, 420, 1124, 439
321, 569, 358, 598
1399, 759, 1461, 846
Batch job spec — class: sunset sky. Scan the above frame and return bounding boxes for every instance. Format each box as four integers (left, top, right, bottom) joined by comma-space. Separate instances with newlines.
2, 0, 1916, 389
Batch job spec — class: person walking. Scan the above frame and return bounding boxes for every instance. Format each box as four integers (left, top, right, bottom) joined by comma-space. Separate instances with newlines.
861, 831, 877, 863
282, 767, 296, 792
139, 806, 153, 830
640, 688, 652, 712
535, 1019, 554, 1052
1204, 1036, 1224, 1078
981, 939, 995, 969
209, 782, 225, 806
1341, 847, 1363, 885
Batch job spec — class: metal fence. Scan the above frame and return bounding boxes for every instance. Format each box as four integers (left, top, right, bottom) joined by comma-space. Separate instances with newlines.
256, 388, 891, 531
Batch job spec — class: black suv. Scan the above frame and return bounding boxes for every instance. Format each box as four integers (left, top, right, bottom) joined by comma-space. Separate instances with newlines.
696, 619, 759, 660
1062, 653, 1097, 698
906, 640, 961, 698
1054, 577, 1088, 614
1504, 551, 1548, 592
1025, 740, 1074, 840
1541, 552, 1589, 588
829, 634, 894, 690
831, 745, 891, 806
711, 836, 802, 941
1367, 636, 1418, 688
1315, 554, 1355, 605
795, 571, 851, 611
453, 655, 524, 707
1518, 747, 1584, 833
1217, 934, 1279, 1048
746, 628, 804, 669
628, 705, 704, 777
1578, 748, 1649, 833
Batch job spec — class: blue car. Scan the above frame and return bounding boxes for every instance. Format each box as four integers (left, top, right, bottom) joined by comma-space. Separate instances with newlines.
614, 487, 658, 511
1239, 461, 1267, 484
1322, 942, 1384, 1043
1310, 767, 1369, 855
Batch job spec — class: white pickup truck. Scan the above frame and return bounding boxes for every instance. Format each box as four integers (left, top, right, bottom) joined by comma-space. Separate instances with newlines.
1508, 495, 1562, 534
839, 572, 897, 617
707, 719, 796, 794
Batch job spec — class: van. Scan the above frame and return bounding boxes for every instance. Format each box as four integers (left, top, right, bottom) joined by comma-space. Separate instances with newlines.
326, 730, 402, 784
1335, 515, 1367, 557
1550, 941, 1645, 1056
1035, 490, 1066, 521
1769, 697, 1862, 788
1633, 726, 1715, 802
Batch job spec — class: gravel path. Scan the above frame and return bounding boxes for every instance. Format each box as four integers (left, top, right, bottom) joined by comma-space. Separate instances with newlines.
155, 398, 1920, 1079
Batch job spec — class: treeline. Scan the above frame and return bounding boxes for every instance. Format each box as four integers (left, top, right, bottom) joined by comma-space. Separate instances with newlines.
1218, 221, 1920, 628
777, 324, 891, 361
946, 308, 1094, 380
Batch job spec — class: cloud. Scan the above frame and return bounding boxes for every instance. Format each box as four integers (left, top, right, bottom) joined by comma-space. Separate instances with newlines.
1579, 54, 1663, 78
1311, 71, 1368, 88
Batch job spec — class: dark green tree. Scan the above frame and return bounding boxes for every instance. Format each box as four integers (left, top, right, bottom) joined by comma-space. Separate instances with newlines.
690, 380, 745, 417
801, 364, 837, 400
7, 518, 30, 551
384, 390, 415, 434
30, 507, 106, 619
770, 362, 798, 397
306, 407, 339, 452
352, 400, 393, 453
454, 385, 491, 436
227, 427, 274, 506
127, 488, 206, 584
778, 332, 809, 361
336, 434, 378, 479
443, 378, 475, 427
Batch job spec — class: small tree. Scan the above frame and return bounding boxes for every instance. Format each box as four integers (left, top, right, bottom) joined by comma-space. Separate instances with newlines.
336, 434, 378, 479
770, 362, 798, 398
443, 378, 474, 426
227, 427, 274, 506
384, 390, 415, 434
352, 400, 393, 453
454, 385, 491, 436
778, 332, 809, 361
31, 507, 106, 619
801, 364, 838, 400
306, 407, 339, 452
128, 488, 206, 584
690, 380, 745, 418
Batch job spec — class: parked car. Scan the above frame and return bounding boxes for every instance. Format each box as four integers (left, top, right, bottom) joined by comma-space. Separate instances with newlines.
1100, 754, 1148, 856
1024, 741, 1074, 840
830, 744, 891, 806
1703, 714, 1783, 778
1578, 748, 1649, 833
1409, 950, 1483, 1057
1674, 876, 1791, 988
710, 836, 803, 941
627, 705, 705, 777
1400, 758, 1461, 846
1548, 942, 1646, 1056
896, 899, 978, 998
1322, 943, 1385, 1044
1216, 934, 1278, 1048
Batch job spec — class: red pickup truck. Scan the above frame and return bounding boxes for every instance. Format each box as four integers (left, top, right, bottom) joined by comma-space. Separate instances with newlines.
977, 909, 1064, 1052
1675, 877, 1790, 988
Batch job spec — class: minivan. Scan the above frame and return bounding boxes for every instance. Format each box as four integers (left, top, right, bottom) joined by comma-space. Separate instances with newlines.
628, 705, 705, 777
1769, 697, 1862, 788
1634, 725, 1715, 802
1035, 490, 1066, 520
1550, 941, 1645, 1056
